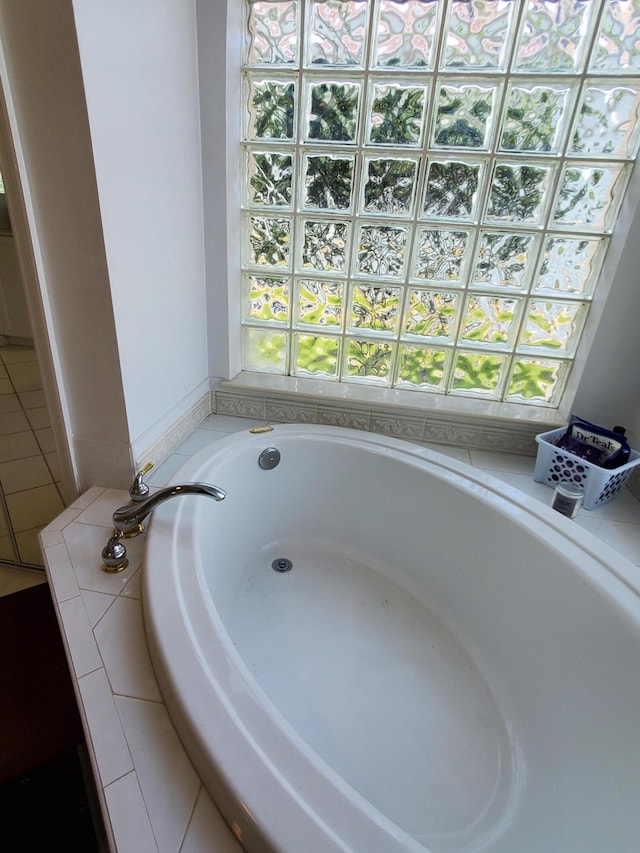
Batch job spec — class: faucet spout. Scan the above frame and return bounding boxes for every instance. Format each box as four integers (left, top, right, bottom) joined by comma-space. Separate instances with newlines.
102, 482, 226, 572
112, 482, 226, 535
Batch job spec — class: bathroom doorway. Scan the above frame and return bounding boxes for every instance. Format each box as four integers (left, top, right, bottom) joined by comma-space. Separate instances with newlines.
0, 171, 64, 583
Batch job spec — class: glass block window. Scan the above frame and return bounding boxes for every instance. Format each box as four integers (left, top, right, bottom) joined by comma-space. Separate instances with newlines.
240, 0, 640, 406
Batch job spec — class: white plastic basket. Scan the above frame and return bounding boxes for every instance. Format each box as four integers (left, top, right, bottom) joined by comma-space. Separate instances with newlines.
534, 427, 640, 510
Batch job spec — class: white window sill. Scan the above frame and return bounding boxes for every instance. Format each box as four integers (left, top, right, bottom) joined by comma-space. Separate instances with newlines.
213, 372, 567, 456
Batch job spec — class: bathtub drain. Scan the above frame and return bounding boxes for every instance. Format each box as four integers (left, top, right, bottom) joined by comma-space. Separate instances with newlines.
272, 558, 293, 573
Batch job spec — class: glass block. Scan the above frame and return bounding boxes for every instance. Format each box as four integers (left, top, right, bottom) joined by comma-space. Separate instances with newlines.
362, 158, 418, 216
443, 1, 515, 70
553, 165, 630, 232
368, 83, 427, 146
451, 351, 506, 396
472, 232, 534, 289
294, 333, 340, 377
499, 83, 571, 154
245, 1, 299, 65
570, 83, 640, 159
356, 224, 408, 278
306, 80, 361, 141
422, 160, 482, 220
301, 219, 349, 272
242, 326, 288, 372
245, 274, 290, 323
344, 338, 393, 383
350, 285, 401, 334
373, 0, 440, 69
432, 82, 497, 149
246, 77, 296, 140
246, 151, 293, 206
486, 163, 551, 225
534, 236, 605, 297
302, 154, 354, 210
403, 289, 459, 340
297, 278, 344, 327
413, 228, 469, 282
460, 295, 519, 347
307, 0, 368, 66
590, 0, 640, 74
396, 344, 449, 391
519, 300, 586, 355
506, 357, 567, 405
247, 215, 292, 267
515, 0, 598, 74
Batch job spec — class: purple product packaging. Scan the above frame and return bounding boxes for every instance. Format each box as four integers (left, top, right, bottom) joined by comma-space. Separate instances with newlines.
555, 415, 630, 469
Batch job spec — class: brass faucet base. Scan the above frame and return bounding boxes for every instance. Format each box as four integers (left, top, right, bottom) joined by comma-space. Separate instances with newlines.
121, 523, 144, 539
102, 558, 129, 573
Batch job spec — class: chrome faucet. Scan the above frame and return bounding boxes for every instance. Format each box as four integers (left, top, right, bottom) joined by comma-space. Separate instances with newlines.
101, 482, 226, 573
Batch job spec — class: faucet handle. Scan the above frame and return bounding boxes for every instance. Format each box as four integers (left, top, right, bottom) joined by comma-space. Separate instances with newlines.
129, 461, 154, 502
101, 530, 129, 573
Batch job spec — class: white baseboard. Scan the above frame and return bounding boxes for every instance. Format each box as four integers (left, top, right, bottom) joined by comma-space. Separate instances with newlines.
132, 384, 211, 472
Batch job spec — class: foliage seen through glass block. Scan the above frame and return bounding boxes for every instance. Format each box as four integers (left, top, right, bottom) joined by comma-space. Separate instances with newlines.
302, 220, 348, 271
363, 158, 417, 215
307, 81, 360, 141
373, 0, 439, 68
304, 155, 353, 210
369, 84, 426, 145
423, 160, 481, 220
350, 285, 400, 334
248, 152, 293, 205
295, 333, 340, 377
397, 345, 447, 390
247, 79, 295, 139
247, 275, 289, 323
246, 1, 298, 65
297, 279, 343, 326
240, 0, 640, 406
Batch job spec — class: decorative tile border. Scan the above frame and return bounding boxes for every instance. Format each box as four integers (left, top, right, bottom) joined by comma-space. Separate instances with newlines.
212, 385, 557, 457
133, 391, 211, 473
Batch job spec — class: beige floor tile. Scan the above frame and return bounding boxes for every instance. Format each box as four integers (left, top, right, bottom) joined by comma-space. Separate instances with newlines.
0, 564, 45, 595
0, 533, 16, 563
6, 483, 65, 533
0, 346, 37, 364
0, 454, 54, 493
0, 430, 41, 463
4, 359, 41, 379
35, 427, 56, 454
15, 526, 45, 567
45, 451, 61, 482
0, 505, 9, 537
0, 392, 22, 414
10, 374, 42, 393
25, 406, 51, 429
0, 377, 13, 395
0, 410, 30, 435
17, 389, 46, 409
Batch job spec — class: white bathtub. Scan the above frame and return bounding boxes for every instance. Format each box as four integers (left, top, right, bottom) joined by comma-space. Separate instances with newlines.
143, 424, 640, 853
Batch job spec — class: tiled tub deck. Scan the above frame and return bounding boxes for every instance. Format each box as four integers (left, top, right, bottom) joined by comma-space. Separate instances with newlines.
40, 415, 640, 852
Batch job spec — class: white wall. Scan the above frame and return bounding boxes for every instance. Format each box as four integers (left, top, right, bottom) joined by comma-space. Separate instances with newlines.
71, 0, 208, 449
0, 0, 130, 491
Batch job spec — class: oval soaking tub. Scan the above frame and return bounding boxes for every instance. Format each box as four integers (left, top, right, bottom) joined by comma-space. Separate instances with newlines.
143, 424, 640, 853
